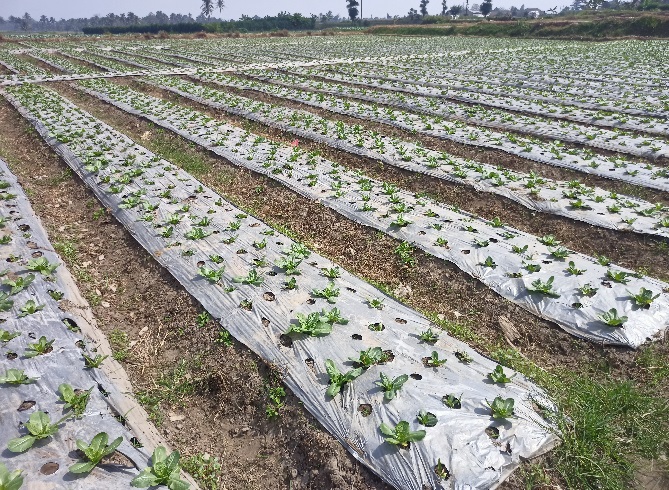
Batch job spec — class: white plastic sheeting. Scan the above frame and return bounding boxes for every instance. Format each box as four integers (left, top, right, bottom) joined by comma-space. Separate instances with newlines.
0, 159, 186, 489
4, 84, 560, 490
61, 81, 669, 348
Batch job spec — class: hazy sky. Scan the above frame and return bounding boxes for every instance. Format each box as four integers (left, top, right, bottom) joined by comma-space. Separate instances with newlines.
1, 0, 565, 20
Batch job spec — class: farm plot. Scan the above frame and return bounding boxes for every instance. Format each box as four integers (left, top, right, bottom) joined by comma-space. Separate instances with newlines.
191, 71, 669, 191
2, 82, 560, 490
0, 157, 190, 489
239, 69, 669, 159
63, 78, 669, 347
93, 76, 669, 239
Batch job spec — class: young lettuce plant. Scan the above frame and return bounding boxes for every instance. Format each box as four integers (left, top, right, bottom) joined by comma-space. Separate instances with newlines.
24, 336, 54, 358
3, 274, 35, 295
425, 351, 447, 367
130, 446, 190, 489
59, 384, 93, 417
0, 329, 20, 343
7, 411, 68, 453
418, 328, 439, 344
69, 432, 123, 474
628, 288, 660, 308
18, 300, 44, 318
312, 282, 340, 303
527, 276, 560, 298
0, 292, 13, 312
486, 397, 515, 419
599, 308, 628, 327
287, 312, 332, 337
0, 369, 35, 385
25, 258, 59, 276
416, 410, 438, 427
275, 255, 303, 275
375, 373, 409, 401
83, 353, 108, 368
325, 359, 362, 398
198, 266, 224, 284
233, 268, 263, 286
349, 347, 388, 368
488, 365, 515, 384
0, 462, 23, 490
379, 421, 426, 449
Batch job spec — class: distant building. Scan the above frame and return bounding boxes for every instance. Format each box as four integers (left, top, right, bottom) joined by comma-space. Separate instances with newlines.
525, 8, 544, 17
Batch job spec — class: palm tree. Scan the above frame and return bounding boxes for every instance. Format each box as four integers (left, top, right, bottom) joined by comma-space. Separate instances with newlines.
201, 0, 225, 18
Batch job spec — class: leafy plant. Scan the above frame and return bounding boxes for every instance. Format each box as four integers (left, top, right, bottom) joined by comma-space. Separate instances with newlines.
69, 432, 124, 474
25, 336, 54, 358
434, 459, 450, 479
549, 246, 571, 259
606, 269, 630, 284
59, 384, 93, 417
321, 307, 348, 325
349, 347, 388, 368
0, 462, 23, 490
83, 353, 108, 368
481, 256, 497, 268
184, 227, 211, 240
488, 365, 515, 384
26, 257, 59, 276
418, 328, 439, 343
486, 397, 515, 419
566, 261, 585, 275
287, 312, 332, 337
375, 373, 408, 401
0, 369, 34, 385
7, 411, 67, 453
629, 288, 659, 308
579, 283, 599, 297
527, 276, 560, 298
512, 244, 528, 254
538, 235, 560, 246
232, 268, 263, 286
0, 292, 13, 311
198, 266, 224, 283
322, 267, 341, 279
18, 300, 43, 318
455, 351, 473, 363
275, 255, 302, 275
379, 421, 426, 448
3, 274, 35, 295
312, 282, 340, 303
599, 308, 628, 327
425, 351, 447, 367
416, 410, 438, 427
442, 393, 462, 409
0, 329, 20, 343
368, 297, 384, 309
131, 446, 190, 489
324, 359, 362, 397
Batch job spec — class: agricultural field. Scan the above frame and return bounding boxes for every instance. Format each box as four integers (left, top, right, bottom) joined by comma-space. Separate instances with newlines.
0, 34, 668, 490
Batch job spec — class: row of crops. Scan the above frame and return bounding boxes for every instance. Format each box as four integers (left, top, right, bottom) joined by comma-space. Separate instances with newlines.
0, 35, 668, 490
2, 82, 559, 490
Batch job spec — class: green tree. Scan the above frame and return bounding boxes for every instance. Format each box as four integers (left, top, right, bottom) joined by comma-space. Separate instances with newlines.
420, 0, 430, 15
347, 0, 360, 21
442, 0, 449, 14
480, 0, 493, 16
449, 4, 463, 15
201, 0, 224, 18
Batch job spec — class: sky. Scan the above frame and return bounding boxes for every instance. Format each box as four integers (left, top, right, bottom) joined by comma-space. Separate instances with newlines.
0, 0, 565, 21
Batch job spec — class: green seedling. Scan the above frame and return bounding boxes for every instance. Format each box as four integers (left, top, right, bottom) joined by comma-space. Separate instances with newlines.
629, 288, 660, 307
418, 328, 439, 343
0, 292, 13, 311
0, 329, 20, 343
325, 359, 362, 397
275, 255, 302, 275
606, 269, 630, 284
527, 276, 560, 298
18, 300, 43, 318
565, 261, 585, 275
368, 297, 385, 309
599, 308, 628, 327
25, 336, 54, 358
0, 369, 34, 385
26, 257, 59, 276
233, 269, 263, 286
375, 373, 408, 401
455, 351, 473, 363
83, 353, 108, 368
59, 384, 93, 417
486, 397, 515, 419
7, 411, 67, 453
488, 365, 515, 384
321, 307, 348, 325
287, 312, 332, 337
442, 394, 462, 409
322, 267, 341, 279
198, 266, 224, 283
130, 446, 190, 489
349, 347, 387, 368
379, 421, 426, 448
69, 432, 123, 474
425, 351, 447, 367
0, 462, 23, 490
417, 410, 438, 427
312, 282, 340, 303
481, 256, 497, 268
3, 274, 35, 295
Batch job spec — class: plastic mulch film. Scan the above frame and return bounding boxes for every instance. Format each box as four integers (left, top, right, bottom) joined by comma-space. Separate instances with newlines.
131, 76, 669, 239
192, 71, 669, 192
64, 81, 669, 348
3, 85, 560, 490
0, 159, 195, 489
